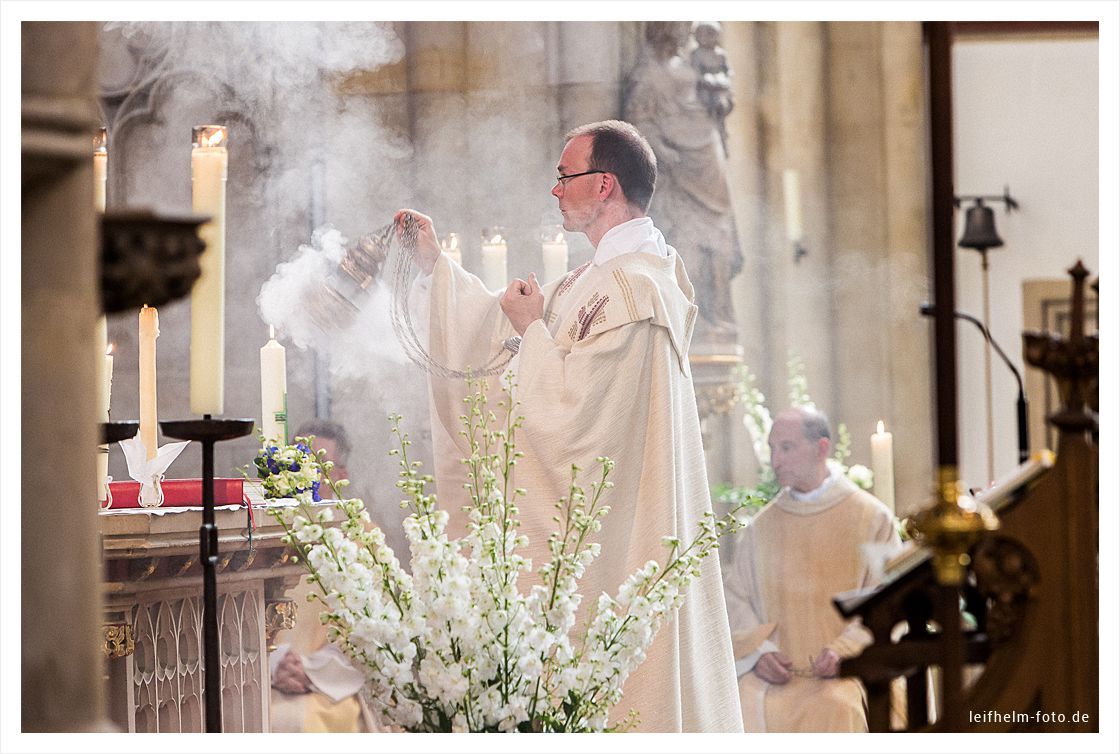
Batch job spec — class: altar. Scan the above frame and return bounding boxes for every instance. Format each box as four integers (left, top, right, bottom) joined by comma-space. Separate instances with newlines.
97, 482, 309, 733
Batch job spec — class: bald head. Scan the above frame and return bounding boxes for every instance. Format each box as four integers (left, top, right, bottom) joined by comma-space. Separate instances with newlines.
768, 406, 832, 493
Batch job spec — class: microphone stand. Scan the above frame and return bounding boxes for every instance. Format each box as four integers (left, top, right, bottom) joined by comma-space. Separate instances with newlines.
921, 303, 1030, 465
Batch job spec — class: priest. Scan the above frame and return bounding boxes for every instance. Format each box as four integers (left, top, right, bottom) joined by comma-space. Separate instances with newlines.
393, 120, 743, 733
723, 406, 903, 732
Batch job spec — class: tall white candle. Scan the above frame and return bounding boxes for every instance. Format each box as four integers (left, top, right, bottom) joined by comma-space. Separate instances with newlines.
103, 344, 114, 421
139, 305, 159, 461
96, 316, 110, 419
93, 127, 107, 213
260, 326, 288, 444
441, 233, 462, 266
480, 229, 508, 292
871, 420, 895, 513
96, 315, 111, 502
782, 168, 803, 242
190, 125, 228, 415
541, 228, 569, 284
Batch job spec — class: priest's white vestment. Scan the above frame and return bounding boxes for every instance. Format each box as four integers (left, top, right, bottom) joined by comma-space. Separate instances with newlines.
422, 246, 743, 733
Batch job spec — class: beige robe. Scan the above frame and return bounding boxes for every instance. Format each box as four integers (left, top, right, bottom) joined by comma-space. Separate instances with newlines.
424, 249, 743, 733
723, 476, 901, 732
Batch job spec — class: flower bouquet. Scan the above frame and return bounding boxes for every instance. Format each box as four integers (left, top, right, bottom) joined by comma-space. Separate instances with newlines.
259, 380, 744, 732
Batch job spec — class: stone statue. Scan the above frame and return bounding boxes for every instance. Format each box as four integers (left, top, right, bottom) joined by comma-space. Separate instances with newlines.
690, 21, 735, 155
625, 20, 742, 344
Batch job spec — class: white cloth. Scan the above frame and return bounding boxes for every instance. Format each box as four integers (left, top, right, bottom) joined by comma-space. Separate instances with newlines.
423, 233, 743, 733
268, 642, 366, 703
592, 216, 668, 265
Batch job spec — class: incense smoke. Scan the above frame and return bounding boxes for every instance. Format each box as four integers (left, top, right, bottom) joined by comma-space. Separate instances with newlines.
256, 224, 411, 379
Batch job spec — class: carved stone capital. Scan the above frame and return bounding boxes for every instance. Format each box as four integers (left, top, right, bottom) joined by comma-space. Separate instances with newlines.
264, 598, 297, 651
694, 382, 743, 418
102, 624, 135, 659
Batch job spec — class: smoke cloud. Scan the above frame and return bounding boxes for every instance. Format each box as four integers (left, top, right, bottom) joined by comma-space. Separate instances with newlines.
257, 224, 411, 380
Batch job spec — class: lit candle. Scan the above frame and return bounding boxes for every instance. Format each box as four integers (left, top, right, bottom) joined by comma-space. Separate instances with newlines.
139, 305, 159, 460
870, 420, 895, 513
782, 168, 803, 242
541, 227, 569, 284
93, 127, 107, 213
480, 227, 508, 292
260, 326, 288, 444
190, 125, 228, 415
440, 232, 462, 267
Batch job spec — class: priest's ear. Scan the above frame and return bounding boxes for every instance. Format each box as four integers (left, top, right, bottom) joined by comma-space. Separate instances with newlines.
815, 436, 831, 462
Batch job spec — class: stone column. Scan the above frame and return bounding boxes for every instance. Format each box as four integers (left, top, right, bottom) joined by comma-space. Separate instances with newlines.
826, 23, 893, 475
21, 21, 111, 732
722, 21, 767, 488
879, 22, 934, 514
769, 22, 836, 413
462, 22, 555, 281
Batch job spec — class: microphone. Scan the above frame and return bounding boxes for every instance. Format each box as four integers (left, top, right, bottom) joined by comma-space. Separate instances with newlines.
920, 303, 1030, 463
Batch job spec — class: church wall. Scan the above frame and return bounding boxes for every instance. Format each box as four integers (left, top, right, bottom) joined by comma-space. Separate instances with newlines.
953, 34, 1099, 490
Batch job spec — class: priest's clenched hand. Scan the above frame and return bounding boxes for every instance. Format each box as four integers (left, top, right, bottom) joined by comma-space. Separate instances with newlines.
811, 647, 841, 678
272, 648, 312, 695
755, 651, 793, 685
394, 208, 441, 275
501, 272, 544, 335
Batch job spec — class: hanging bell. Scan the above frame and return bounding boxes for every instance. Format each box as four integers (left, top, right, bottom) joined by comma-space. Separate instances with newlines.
958, 199, 1004, 251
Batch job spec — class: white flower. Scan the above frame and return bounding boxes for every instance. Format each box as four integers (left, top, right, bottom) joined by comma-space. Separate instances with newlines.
847, 463, 874, 490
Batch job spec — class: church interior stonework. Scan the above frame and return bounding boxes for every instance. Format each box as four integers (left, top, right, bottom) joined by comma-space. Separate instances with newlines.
12, 10, 1109, 749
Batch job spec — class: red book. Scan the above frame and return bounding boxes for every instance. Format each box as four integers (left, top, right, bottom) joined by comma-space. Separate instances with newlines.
106, 478, 246, 509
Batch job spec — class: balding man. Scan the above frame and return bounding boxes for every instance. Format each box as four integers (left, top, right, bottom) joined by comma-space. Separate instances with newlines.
724, 406, 901, 732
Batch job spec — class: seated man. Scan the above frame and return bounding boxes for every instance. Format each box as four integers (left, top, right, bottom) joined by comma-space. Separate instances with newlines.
269, 419, 374, 733
724, 406, 901, 732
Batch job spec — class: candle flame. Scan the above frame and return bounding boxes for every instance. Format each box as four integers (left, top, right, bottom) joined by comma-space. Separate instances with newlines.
876, 420, 885, 434
441, 233, 459, 251
192, 125, 228, 149
106, 343, 114, 356
553, 232, 565, 243
269, 325, 276, 340
481, 227, 507, 245
93, 127, 107, 154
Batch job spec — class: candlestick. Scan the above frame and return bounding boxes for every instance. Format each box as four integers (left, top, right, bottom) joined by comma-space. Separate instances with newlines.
871, 420, 895, 513
159, 416, 255, 733
480, 227, 508, 292
93, 127, 107, 213
139, 305, 159, 460
440, 232, 462, 267
782, 169, 803, 242
541, 226, 569, 284
190, 125, 228, 415
260, 326, 288, 444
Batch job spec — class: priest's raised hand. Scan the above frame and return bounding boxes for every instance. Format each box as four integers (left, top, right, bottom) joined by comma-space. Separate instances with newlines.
500, 272, 544, 335
393, 208, 440, 275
